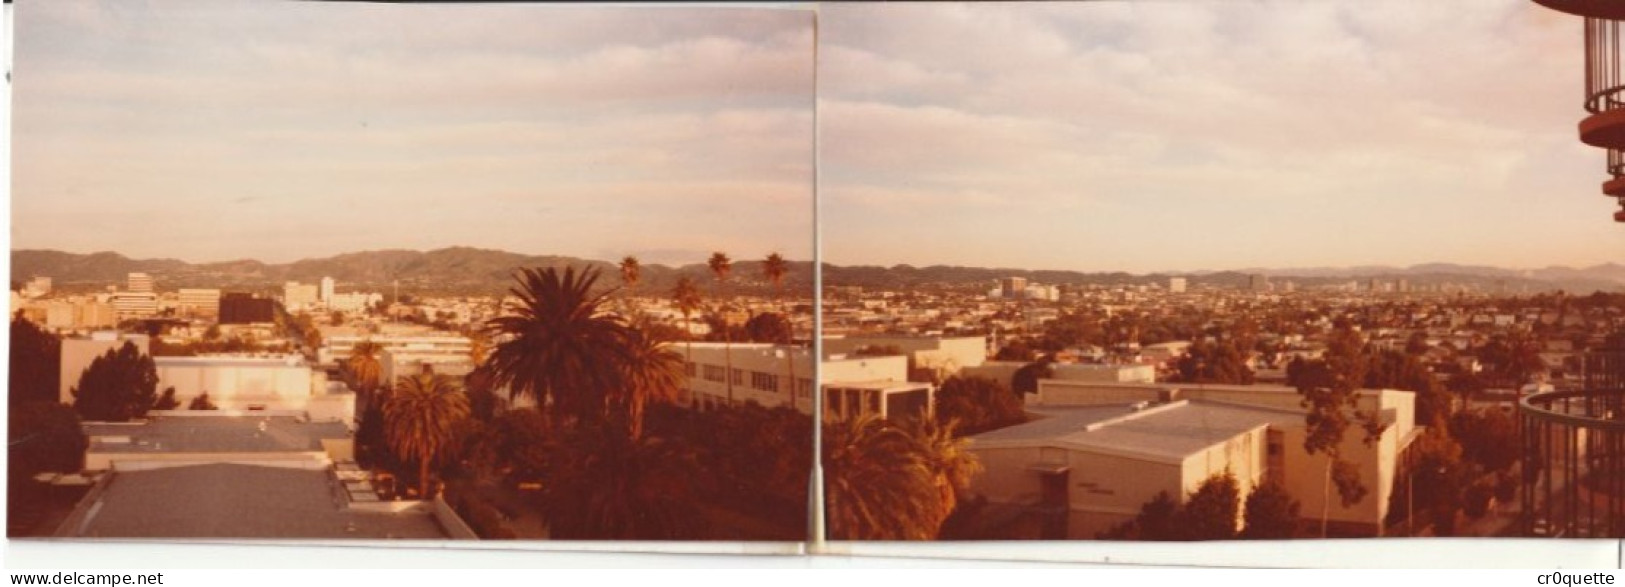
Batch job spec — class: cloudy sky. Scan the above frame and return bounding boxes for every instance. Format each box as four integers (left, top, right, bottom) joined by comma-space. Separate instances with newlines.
12, 2, 813, 266
820, 2, 1625, 273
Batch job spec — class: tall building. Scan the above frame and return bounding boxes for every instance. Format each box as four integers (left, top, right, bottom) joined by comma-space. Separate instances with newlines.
1168, 277, 1187, 294
127, 272, 154, 293
108, 292, 158, 318
283, 282, 319, 310
178, 288, 222, 317
220, 293, 276, 324
1248, 274, 1269, 292
320, 277, 335, 305
1000, 277, 1028, 299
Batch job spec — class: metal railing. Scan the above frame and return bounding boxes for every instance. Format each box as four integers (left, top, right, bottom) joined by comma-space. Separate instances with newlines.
1518, 353, 1625, 538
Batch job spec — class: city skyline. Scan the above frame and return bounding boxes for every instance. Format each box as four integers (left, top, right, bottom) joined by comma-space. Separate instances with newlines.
12, 2, 814, 267
820, 1, 1625, 273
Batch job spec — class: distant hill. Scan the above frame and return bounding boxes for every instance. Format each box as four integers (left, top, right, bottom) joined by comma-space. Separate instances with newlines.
822, 261, 1625, 293
12, 248, 814, 296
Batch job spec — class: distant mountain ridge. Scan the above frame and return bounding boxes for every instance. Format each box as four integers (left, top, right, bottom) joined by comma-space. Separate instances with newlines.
12, 247, 814, 296
822, 261, 1625, 293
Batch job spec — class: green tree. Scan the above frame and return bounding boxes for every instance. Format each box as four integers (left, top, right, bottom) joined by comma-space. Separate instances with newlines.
619, 255, 642, 318
933, 375, 1025, 435
743, 312, 792, 344
484, 266, 627, 425
10, 314, 61, 406
9, 401, 88, 478
540, 421, 701, 539
707, 252, 735, 404
671, 276, 704, 359
823, 414, 944, 540
903, 415, 983, 522
611, 328, 684, 440
1293, 324, 1382, 537
1011, 356, 1054, 395
1366, 349, 1450, 426
1449, 408, 1519, 474
384, 369, 471, 499
71, 341, 159, 422
345, 339, 384, 399
1241, 480, 1301, 539
1171, 340, 1255, 385
1182, 471, 1242, 540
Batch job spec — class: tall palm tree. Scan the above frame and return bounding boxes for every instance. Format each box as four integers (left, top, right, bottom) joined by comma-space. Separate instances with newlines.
670, 276, 703, 366
822, 413, 944, 540
484, 266, 628, 425
619, 255, 642, 320
384, 369, 471, 499
612, 328, 684, 440
707, 252, 734, 404
542, 422, 700, 539
903, 414, 982, 520
761, 252, 797, 406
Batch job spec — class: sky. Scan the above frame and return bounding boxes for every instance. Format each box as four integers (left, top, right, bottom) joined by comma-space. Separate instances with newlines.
819, 2, 1625, 273
11, 2, 813, 267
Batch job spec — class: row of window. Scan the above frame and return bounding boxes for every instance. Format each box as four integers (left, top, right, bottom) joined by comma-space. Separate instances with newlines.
687, 361, 811, 397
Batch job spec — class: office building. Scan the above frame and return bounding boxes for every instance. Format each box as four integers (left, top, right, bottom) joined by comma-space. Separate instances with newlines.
178, 288, 221, 317
220, 293, 276, 324
1168, 277, 1187, 294
320, 277, 335, 305
127, 273, 154, 294
283, 282, 319, 310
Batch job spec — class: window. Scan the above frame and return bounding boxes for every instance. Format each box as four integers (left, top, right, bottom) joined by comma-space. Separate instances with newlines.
731, 368, 744, 386
750, 371, 779, 392
703, 365, 725, 382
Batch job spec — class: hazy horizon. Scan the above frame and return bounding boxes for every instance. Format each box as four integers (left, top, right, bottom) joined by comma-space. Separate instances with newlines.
12, 2, 814, 267
820, 2, 1625, 273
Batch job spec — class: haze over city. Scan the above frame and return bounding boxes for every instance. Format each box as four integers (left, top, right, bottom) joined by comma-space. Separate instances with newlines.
820, 1, 1625, 273
12, 2, 814, 266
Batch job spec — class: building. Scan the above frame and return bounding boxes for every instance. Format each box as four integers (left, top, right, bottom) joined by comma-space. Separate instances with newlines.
127, 272, 153, 294
1051, 363, 1156, 384
963, 380, 1420, 538
820, 351, 933, 421
821, 334, 988, 382
177, 288, 221, 317
283, 282, 320, 310
320, 277, 335, 305
680, 342, 815, 412
219, 293, 276, 325
59, 414, 472, 539
1168, 277, 1187, 294
320, 333, 473, 365
1248, 274, 1270, 292
23, 276, 52, 298
108, 291, 158, 318
1000, 277, 1029, 299
328, 292, 380, 313
151, 355, 350, 420
59, 332, 151, 404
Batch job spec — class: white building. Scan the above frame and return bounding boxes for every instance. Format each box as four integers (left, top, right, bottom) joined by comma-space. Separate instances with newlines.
127, 273, 154, 294
678, 342, 932, 421
60, 332, 151, 404
320, 277, 335, 305
320, 334, 472, 366
152, 355, 352, 422
1169, 277, 1188, 294
965, 380, 1420, 538
108, 292, 158, 318
821, 335, 988, 382
283, 282, 319, 311
177, 288, 221, 317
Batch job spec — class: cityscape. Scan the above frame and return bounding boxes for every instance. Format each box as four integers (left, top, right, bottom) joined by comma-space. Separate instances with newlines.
7, 0, 1625, 554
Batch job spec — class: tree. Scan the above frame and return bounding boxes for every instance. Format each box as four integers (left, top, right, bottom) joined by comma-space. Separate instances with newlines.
823, 414, 944, 540
760, 252, 800, 417
540, 421, 701, 539
384, 369, 471, 499
1171, 340, 1255, 385
484, 266, 628, 426
1449, 408, 1519, 474
10, 314, 61, 406
1241, 480, 1301, 539
9, 401, 88, 478
903, 415, 983, 522
1100, 491, 1181, 540
153, 387, 180, 411
345, 339, 384, 399
743, 312, 792, 345
611, 328, 684, 440
619, 255, 642, 318
1366, 349, 1450, 426
72, 341, 159, 422
1182, 471, 1242, 540
1293, 324, 1383, 537
1011, 356, 1054, 395
933, 375, 1025, 435
707, 252, 735, 404
671, 276, 704, 359
187, 392, 218, 411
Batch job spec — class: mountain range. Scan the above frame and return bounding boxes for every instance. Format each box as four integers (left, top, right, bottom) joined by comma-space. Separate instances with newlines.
13, 248, 1624, 295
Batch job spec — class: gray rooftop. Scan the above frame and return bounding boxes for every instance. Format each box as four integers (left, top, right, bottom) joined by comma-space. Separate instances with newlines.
973, 400, 1301, 462
84, 416, 350, 454
72, 463, 448, 539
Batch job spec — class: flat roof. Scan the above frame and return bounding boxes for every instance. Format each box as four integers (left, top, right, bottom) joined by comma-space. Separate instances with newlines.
71, 463, 448, 539
973, 400, 1300, 462
84, 416, 349, 454
822, 379, 931, 392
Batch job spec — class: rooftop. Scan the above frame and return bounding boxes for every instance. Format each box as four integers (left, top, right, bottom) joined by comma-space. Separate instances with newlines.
69, 463, 448, 539
973, 400, 1300, 463
84, 416, 349, 454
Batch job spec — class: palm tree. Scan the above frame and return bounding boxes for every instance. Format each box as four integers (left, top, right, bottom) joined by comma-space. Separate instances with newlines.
671, 276, 703, 366
484, 266, 628, 425
619, 255, 642, 320
822, 413, 944, 540
707, 252, 734, 404
612, 328, 684, 440
384, 368, 471, 499
761, 252, 797, 407
346, 339, 384, 406
903, 414, 982, 520
541, 422, 701, 539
